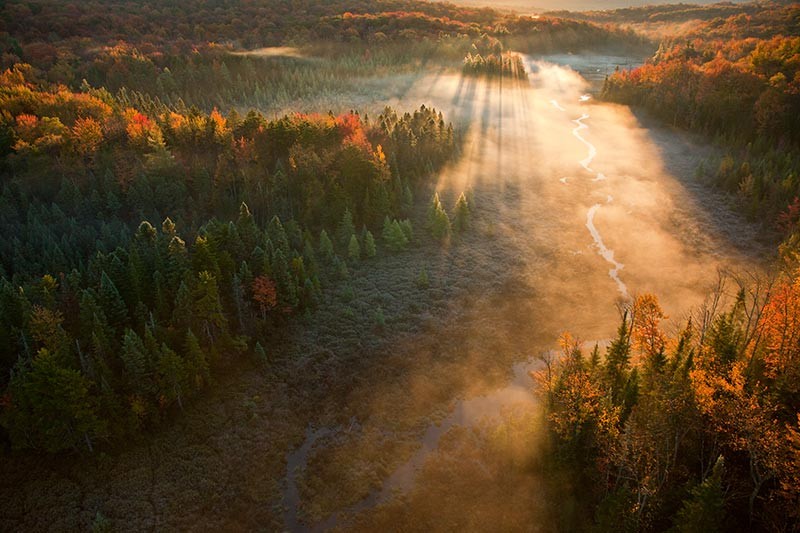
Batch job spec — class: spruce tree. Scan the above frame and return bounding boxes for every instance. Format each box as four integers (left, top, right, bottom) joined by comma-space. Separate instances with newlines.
337, 208, 356, 249
318, 229, 334, 261
427, 192, 451, 240
99, 271, 128, 333
674, 456, 727, 533
348, 234, 361, 262
453, 192, 470, 233
184, 329, 209, 387
3, 348, 106, 452
364, 230, 377, 258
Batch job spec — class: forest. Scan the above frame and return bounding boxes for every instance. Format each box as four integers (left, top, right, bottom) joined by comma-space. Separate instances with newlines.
1, 0, 799, 531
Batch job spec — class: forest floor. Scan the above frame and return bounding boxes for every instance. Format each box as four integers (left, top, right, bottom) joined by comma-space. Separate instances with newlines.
0, 56, 770, 532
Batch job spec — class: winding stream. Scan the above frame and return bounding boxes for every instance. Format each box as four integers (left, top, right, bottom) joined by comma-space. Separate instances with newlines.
562, 97, 630, 300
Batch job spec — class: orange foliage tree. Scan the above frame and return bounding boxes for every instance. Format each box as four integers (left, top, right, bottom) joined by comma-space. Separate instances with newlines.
252, 275, 278, 320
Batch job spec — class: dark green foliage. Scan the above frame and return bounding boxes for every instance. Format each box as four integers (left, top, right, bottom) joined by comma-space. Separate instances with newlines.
427, 192, 451, 240
674, 457, 727, 533
318, 230, 334, 261
374, 306, 386, 327
364, 230, 377, 258
416, 268, 430, 289
347, 234, 361, 262
3, 349, 106, 453
382, 217, 410, 252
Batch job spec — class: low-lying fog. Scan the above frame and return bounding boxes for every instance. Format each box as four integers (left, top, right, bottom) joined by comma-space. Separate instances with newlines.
280, 55, 766, 529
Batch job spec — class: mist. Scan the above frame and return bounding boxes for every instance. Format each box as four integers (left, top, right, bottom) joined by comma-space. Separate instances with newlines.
278, 55, 765, 529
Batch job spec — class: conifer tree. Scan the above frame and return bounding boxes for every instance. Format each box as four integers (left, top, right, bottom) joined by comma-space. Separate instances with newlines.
348, 234, 361, 262
427, 192, 451, 240
99, 271, 128, 333
674, 456, 727, 533
318, 229, 334, 261
3, 348, 106, 452
192, 271, 228, 345
364, 230, 377, 258
385, 220, 409, 252
337, 208, 356, 249
184, 329, 209, 387
156, 343, 188, 410
120, 328, 148, 381
453, 192, 470, 233
416, 268, 430, 289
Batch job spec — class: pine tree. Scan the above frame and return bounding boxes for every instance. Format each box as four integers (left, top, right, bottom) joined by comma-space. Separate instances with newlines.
2, 348, 106, 452
267, 216, 290, 257
173, 280, 192, 332
184, 329, 209, 388
453, 192, 470, 233
156, 343, 188, 410
384, 220, 409, 252
192, 271, 228, 345
604, 311, 632, 407
236, 202, 260, 254
374, 306, 386, 327
348, 234, 361, 262
364, 230, 377, 258
318, 229, 334, 261
427, 192, 451, 240
99, 271, 128, 333
121, 328, 148, 380
399, 219, 414, 242
674, 456, 727, 533
416, 268, 430, 288
337, 208, 356, 249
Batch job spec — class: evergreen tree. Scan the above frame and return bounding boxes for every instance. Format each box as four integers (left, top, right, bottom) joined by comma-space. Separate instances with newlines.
120, 328, 148, 382
364, 230, 377, 258
2, 349, 106, 452
427, 192, 451, 240
604, 311, 632, 407
173, 280, 192, 332
674, 456, 727, 533
184, 329, 209, 388
453, 192, 470, 233
337, 208, 356, 249
348, 234, 361, 262
236, 202, 260, 254
318, 229, 334, 261
156, 343, 188, 410
416, 268, 430, 288
98, 271, 128, 333
192, 271, 228, 345
384, 220, 409, 252
267, 216, 290, 257
400, 219, 414, 242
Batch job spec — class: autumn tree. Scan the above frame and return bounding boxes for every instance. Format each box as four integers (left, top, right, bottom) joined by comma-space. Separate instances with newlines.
252, 275, 277, 320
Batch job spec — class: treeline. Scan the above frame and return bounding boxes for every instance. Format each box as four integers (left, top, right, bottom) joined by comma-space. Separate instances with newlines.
601, 8, 800, 230
0, 0, 499, 53
540, 286, 800, 531
546, 1, 768, 26
0, 0, 647, 74
0, 64, 458, 452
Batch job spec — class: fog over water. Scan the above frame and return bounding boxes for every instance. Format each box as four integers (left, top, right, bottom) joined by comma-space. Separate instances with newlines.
283, 56, 766, 529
